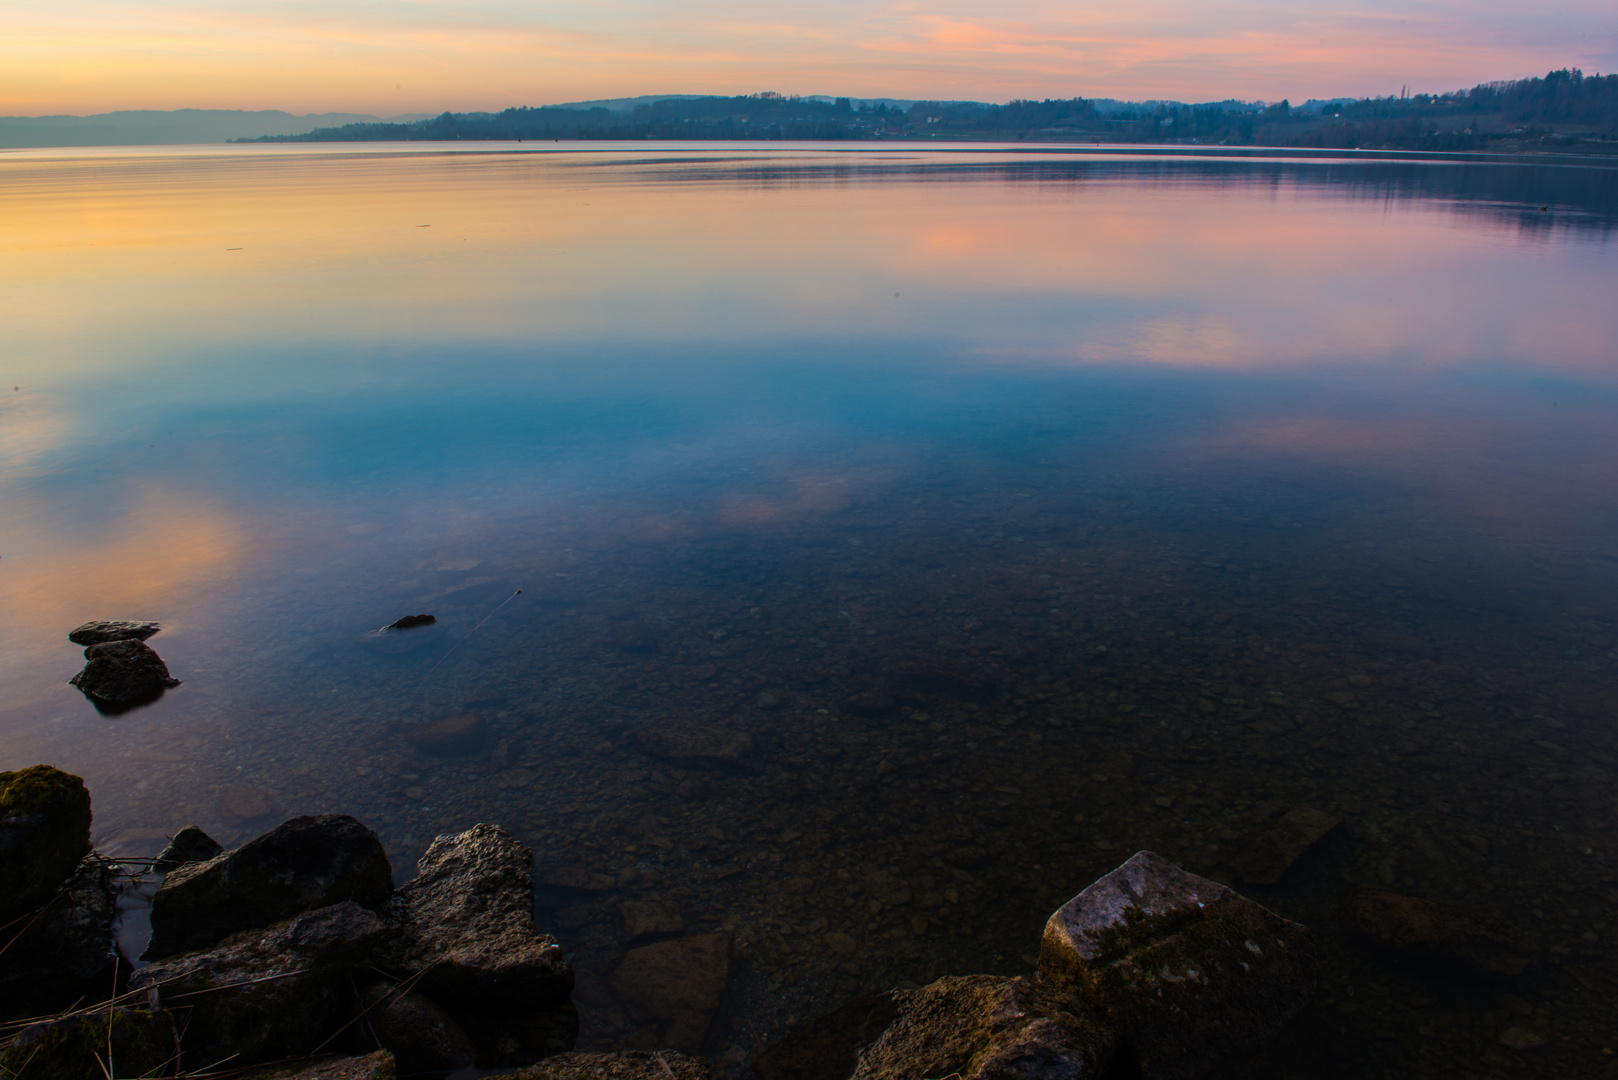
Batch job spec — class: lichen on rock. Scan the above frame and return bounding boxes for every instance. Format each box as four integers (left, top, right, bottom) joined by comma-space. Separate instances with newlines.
0, 765, 93, 925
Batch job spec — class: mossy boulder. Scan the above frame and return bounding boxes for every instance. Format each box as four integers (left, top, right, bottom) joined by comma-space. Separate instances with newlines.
144, 814, 391, 960
0, 1008, 175, 1080
1039, 851, 1316, 1080
0, 765, 92, 925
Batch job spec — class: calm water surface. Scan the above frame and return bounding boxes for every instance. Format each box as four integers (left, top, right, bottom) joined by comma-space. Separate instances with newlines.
3, 143, 1618, 1076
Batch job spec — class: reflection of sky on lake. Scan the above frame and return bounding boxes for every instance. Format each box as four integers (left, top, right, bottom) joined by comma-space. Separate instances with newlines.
0, 147, 1612, 745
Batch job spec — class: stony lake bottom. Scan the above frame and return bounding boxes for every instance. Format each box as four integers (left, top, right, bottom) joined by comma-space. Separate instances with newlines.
2, 143, 1618, 1077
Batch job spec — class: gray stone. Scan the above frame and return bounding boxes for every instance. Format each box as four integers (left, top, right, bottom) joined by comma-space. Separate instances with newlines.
0, 1008, 175, 1080
610, 932, 732, 1054
132, 902, 389, 1067
849, 975, 1115, 1080
145, 814, 392, 960
153, 824, 224, 871
508, 1051, 711, 1080
356, 982, 476, 1074
0, 764, 92, 925
1341, 888, 1535, 978
373, 824, 576, 1065
69, 639, 180, 710
0, 856, 118, 1017
1039, 851, 1316, 1080
67, 620, 161, 645
1231, 807, 1341, 887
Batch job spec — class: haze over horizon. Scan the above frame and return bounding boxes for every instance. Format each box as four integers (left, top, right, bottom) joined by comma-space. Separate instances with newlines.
6, 0, 1614, 118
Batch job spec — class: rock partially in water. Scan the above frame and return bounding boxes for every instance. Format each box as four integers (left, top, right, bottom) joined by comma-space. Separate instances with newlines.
507, 1051, 711, 1080
610, 931, 732, 1054
68, 639, 180, 711
385, 614, 436, 630
132, 902, 388, 1066
1341, 888, 1536, 979
615, 900, 684, 943
0, 856, 118, 1017
153, 824, 224, 872
1231, 807, 1342, 887
373, 824, 576, 1065
634, 720, 754, 768
756, 992, 900, 1080
850, 975, 1116, 1080
144, 814, 392, 960
243, 1050, 396, 1080
357, 982, 476, 1075
0, 1008, 175, 1080
1039, 850, 1316, 1080
406, 713, 488, 757
0, 764, 92, 924
67, 620, 161, 645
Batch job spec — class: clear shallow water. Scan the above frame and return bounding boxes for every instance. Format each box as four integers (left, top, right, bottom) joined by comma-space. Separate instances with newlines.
3, 143, 1618, 1075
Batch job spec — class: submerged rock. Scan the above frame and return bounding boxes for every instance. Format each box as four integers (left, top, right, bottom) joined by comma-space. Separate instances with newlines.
610, 931, 732, 1054
69, 639, 180, 711
1341, 888, 1535, 978
357, 982, 476, 1075
850, 975, 1115, 1080
67, 620, 161, 645
384, 614, 436, 630
0, 764, 93, 924
152, 824, 224, 872
406, 713, 488, 756
508, 1051, 711, 1079
0, 1008, 175, 1080
634, 720, 754, 768
1231, 807, 1342, 887
1039, 850, 1316, 1080
756, 992, 900, 1080
616, 900, 684, 943
373, 824, 575, 1065
132, 902, 388, 1066
0, 856, 118, 1017
145, 814, 392, 960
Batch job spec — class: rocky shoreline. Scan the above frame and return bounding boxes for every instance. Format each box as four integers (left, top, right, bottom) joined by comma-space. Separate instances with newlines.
2, 764, 1544, 1079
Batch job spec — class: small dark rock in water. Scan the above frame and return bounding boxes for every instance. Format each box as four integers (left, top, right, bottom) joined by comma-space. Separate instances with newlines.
144, 814, 392, 960
153, 824, 223, 871
755, 992, 901, 1080
849, 975, 1116, 1080
507, 1051, 711, 1080
69, 639, 180, 711
0, 855, 118, 1017
133, 902, 389, 1065
67, 619, 161, 645
1039, 850, 1317, 1080
1231, 806, 1342, 887
374, 824, 576, 1065
406, 713, 488, 756
385, 613, 436, 630
0, 764, 92, 924
357, 982, 476, 1075
0, 1007, 175, 1080
1341, 888, 1536, 978
609, 931, 732, 1054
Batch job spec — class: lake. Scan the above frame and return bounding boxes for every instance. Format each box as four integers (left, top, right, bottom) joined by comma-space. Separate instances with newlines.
2, 142, 1617, 1075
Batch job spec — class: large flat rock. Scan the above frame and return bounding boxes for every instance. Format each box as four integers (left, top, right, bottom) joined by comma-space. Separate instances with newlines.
849, 975, 1115, 1080
132, 902, 388, 1067
1039, 851, 1316, 1080
68, 620, 161, 645
145, 814, 392, 960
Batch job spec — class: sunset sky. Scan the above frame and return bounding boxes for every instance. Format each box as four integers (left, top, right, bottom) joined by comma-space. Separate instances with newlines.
4, 0, 1615, 116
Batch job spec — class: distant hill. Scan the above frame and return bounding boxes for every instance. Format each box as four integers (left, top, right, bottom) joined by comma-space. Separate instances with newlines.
0, 109, 431, 149
547, 93, 921, 114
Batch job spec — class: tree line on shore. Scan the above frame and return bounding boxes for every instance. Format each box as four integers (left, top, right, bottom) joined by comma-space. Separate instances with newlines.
248, 70, 1618, 152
